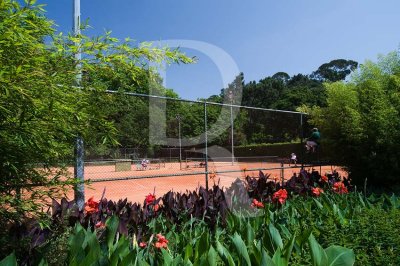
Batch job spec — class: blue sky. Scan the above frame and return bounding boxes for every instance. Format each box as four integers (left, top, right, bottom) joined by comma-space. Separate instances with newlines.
40, 0, 400, 100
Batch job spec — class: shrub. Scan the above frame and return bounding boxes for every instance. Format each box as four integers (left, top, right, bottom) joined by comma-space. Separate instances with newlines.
307, 51, 400, 187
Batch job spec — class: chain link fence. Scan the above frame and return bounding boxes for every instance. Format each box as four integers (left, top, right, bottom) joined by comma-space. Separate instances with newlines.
72, 90, 336, 203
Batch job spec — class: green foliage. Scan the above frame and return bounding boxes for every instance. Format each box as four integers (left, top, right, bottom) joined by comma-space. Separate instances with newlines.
308, 233, 355, 266
0, 0, 193, 226
311, 59, 358, 82
0, 252, 17, 266
233, 142, 303, 158
5, 190, 400, 265
316, 206, 400, 265
308, 50, 400, 186
58, 214, 355, 265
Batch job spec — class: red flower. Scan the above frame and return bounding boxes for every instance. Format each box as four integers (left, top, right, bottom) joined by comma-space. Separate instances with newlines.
154, 233, 169, 249
95, 221, 105, 229
333, 182, 348, 194
251, 199, 264, 208
311, 187, 324, 197
154, 203, 160, 212
321, 175, 328, 183
139, 242, 147, 248
272, 189, 288, 205
145, 193, 156, 205
84, 197, 99, 214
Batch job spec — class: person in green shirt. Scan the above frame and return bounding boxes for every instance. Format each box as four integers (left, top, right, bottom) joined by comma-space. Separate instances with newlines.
306, 128, 320, 153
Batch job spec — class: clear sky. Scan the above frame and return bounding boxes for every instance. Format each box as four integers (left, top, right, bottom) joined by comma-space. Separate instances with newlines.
40, 0, 400, 100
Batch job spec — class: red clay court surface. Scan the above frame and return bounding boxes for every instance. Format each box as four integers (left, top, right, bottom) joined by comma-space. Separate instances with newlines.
65, 161, 346, 204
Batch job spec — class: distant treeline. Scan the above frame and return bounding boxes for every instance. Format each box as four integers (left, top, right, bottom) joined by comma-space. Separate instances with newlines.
87, 59, 358, 159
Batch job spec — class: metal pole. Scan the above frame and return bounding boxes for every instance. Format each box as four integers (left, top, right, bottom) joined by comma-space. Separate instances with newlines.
73, 0, 84, 210
204, 102, 209, 190
229, 91, 234, 166
176, 115, 182, 170
73, 0, 82, 84
300, 113, 304, 169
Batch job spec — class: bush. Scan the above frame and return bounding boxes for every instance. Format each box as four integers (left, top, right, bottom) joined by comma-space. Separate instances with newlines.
0, 0, 193, 227
307, 51, 400, 187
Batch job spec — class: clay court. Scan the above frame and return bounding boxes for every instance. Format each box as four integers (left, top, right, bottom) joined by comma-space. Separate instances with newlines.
67, 160, 346, 204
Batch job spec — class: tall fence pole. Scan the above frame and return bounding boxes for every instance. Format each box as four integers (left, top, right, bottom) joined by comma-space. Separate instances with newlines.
300, 113, 304, 169
204, 102, 209, 190
176, 115, 182, 170
73, 0, 85, 210
229, 90, 234, 165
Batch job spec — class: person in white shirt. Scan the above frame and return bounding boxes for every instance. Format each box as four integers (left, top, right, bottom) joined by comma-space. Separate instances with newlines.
141, 158, 148, 169
289, 153, 297, 166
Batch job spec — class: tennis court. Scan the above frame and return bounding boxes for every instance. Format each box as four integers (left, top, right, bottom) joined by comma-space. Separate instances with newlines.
66, 158, 346, 204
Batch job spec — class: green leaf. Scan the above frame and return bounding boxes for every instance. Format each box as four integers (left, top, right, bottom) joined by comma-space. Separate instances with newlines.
269, 223, 283, 250
215, 240, 235, 266
281, 233, 296, 266
0, 253, 17, 266
357, 193, 366, 208
120, 250, 137, 265
296, 228, 312, 248
207, 246, 217, 266
277, 224, 292, 240
246, 223, 255, 246
272, 247, 284, 266
171, 255, 184, 266
184, 244, 193, 262
195, 231, 209, 260
38, 258, 49, 266
325, 245, 355, 266
109, 236, 130, 265
308, 233, 328, 266
313, 198, 324, 210
80, 229, 102, 265
161, 248, 173, 265
232, 233, 251, 266
106, 216, 119, 251
261, 249, 276, 266
68, 224, 86, 263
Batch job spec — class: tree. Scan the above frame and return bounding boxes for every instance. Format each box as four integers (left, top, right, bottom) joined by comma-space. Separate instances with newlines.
273, 74, 326, 110
311, 59, 358, 82
308, 51, 400, 187
272, 72, 290, 84
0, 0, 193, 224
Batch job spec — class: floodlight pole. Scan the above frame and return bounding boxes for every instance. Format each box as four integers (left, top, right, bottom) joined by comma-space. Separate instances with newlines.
176, 115, 182, 170
229, 90, 234, 165
73, 0, 85, 210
